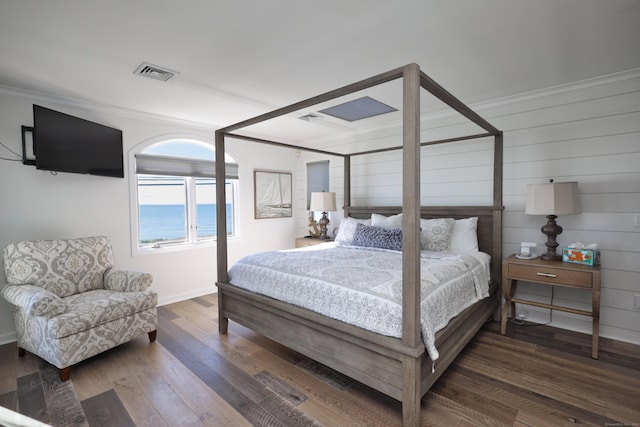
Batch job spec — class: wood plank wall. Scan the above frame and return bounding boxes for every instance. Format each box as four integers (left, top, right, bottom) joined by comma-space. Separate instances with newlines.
295, 70, 640, 346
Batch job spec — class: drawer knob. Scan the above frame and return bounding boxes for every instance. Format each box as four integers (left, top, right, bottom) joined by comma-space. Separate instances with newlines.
536, 272, 557, 278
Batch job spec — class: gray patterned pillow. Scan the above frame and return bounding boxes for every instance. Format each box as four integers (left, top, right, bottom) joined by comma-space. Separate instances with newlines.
419, 218, 455, 251
352, 223, 403, 251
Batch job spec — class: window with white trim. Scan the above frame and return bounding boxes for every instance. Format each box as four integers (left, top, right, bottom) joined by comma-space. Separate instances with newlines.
133, 140, 238, 249
307, 160, 330, 209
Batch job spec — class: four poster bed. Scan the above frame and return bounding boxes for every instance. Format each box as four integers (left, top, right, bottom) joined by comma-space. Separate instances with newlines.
214, 63, 503, 426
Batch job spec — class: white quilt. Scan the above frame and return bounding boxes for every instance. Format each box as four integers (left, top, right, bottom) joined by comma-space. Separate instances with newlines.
228, 243, 490, 361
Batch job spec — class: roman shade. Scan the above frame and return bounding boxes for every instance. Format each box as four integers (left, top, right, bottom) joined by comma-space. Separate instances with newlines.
135, 153, 238, 179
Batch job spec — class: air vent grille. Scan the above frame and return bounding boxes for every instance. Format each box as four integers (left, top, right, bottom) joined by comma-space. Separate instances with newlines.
134, 63, 177, 82
298, 113, 323, 122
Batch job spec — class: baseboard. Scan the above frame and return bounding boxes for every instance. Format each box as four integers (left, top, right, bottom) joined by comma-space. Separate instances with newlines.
157, 287, 217, 307
0, 332, 17, 346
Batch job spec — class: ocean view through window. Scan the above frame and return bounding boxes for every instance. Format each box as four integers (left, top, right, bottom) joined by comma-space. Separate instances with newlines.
137, 176, 235, 244
133, 139, 238, 249
138, 204, 233, 242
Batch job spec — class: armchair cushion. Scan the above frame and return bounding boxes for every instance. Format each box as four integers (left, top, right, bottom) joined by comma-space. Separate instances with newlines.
104, 269, 153, 293
1, 284, 67, 318
48, 289, 158, 339
3, 237, 114, 297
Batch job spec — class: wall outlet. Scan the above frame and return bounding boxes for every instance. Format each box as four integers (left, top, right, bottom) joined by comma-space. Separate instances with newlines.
635, 214, 640, 228
634, 295, 640, 311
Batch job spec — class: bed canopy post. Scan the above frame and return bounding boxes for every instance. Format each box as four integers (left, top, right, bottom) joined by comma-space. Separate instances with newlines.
401, 63, 421, 348
401, 63, 422, 427
343, 155, 351, 215
215, 130, 229, 334
493, 132, 504, 289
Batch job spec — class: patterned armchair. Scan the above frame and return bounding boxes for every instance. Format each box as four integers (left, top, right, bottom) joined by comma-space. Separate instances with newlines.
2, 236, 157, 381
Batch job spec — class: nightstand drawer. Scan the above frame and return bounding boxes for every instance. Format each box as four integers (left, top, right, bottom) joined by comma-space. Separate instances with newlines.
508, 264, 593, 288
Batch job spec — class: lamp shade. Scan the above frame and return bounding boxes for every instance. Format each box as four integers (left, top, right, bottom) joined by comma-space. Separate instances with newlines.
309, 192, 336, 212
525, 181, 580, 215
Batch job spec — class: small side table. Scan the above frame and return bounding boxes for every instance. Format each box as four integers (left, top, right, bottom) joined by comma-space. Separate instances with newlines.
295, 237, 332, 248
501, 254, 601, 359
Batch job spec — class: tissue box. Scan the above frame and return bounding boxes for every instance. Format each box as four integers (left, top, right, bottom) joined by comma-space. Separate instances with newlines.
562, 248, 600, 266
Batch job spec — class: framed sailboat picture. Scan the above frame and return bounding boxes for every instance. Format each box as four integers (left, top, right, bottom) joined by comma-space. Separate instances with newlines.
254, 170, 293, 219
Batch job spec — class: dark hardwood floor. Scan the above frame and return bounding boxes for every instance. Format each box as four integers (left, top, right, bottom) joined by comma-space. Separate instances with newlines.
0, 294, 638, 426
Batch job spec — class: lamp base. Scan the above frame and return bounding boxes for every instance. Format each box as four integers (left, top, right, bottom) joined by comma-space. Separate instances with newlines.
318, 212, 330, 240
540, 252, 563, 261
540, 214, 563, 261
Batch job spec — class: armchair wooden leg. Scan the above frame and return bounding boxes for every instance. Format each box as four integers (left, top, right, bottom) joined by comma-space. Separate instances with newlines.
148, 330, 157, 342
59, 367, 71, 382
18, 347, 25, 357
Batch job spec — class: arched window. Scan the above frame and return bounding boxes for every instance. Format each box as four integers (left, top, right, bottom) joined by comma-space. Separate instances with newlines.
132, 138, 238, 251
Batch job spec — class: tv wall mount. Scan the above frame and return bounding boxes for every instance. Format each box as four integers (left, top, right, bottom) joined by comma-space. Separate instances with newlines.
21, 125, 36, 166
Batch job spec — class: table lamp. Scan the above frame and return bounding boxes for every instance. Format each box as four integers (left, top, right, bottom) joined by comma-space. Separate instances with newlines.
525, 179, 580, 261
309, 192, 336, 240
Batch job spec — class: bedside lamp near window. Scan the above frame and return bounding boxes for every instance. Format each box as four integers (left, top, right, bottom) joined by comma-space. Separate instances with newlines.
525, 179, 580, 261
310, 192, 336, 240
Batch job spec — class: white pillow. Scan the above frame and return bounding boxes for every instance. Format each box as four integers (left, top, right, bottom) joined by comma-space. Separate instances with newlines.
371, 213, 403, 229
419, 218, 455, 251
334, 217, 371, 245
448, 217, 479, 253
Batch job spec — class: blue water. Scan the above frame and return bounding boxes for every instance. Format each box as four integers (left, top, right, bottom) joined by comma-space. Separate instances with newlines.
139, 204, 232, 243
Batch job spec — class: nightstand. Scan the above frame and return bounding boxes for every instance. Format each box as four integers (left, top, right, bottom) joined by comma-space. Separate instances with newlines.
501, 254, 601, 359
295, 237, 332, 248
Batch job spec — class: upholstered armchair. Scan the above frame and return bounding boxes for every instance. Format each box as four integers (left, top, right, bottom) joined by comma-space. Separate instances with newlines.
2, 236, 157, 381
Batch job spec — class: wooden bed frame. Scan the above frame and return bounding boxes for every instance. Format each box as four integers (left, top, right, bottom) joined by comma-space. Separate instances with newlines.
214, 63, 503, 426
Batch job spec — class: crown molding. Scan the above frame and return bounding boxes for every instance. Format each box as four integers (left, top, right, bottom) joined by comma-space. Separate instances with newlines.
469, 67, 640, 114
0, 84, 218, 130
309, 67, 640, 146
2, 67, 638, 143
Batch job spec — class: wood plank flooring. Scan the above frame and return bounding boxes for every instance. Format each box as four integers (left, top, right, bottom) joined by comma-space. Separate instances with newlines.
0, 293, 638, 426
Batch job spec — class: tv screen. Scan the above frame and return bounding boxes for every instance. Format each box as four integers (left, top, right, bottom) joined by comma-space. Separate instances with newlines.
33, 105, 124, 178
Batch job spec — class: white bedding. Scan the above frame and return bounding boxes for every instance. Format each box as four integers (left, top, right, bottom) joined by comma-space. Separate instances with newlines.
228, 242, 490, 361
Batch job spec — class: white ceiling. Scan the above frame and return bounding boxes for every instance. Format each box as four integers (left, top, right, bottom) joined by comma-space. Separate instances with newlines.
1, 0, 639, 142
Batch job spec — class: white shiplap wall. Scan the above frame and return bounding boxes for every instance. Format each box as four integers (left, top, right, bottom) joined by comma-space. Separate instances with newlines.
296, 69, 640, 345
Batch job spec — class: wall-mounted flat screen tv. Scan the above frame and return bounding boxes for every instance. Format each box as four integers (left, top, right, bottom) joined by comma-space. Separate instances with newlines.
33, 105, 124, 178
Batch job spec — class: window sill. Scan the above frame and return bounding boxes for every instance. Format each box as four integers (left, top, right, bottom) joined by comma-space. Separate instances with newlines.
133, 236, 236, 256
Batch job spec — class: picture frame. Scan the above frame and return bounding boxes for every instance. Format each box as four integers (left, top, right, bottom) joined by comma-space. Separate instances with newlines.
254, 170, 292, 219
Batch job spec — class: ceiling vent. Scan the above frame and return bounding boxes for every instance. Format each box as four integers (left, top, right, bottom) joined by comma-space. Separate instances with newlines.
133, 62, 177, 82
298, 113, 323, 122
